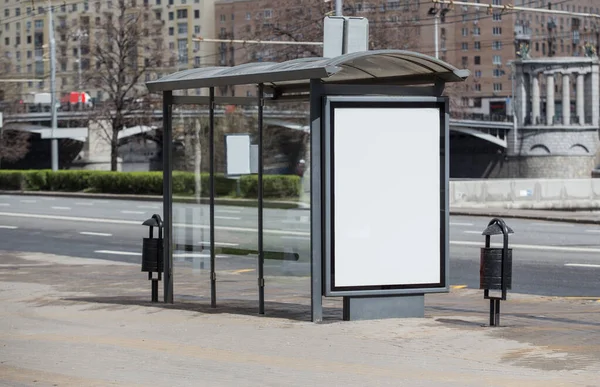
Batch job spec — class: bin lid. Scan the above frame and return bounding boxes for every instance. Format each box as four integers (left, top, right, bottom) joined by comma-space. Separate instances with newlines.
482, 223, 514, 236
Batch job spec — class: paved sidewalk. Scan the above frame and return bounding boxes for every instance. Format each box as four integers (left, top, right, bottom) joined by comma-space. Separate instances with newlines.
1, 251, 599, 386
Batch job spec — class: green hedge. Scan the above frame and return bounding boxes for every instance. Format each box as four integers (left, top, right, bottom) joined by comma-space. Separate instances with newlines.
0, 170, 300, 198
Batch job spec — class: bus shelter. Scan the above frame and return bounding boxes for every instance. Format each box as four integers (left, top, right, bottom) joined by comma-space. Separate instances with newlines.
145, 50, 469, 322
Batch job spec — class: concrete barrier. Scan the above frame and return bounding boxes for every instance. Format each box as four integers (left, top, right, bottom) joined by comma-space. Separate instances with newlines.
450, 178, 600, 209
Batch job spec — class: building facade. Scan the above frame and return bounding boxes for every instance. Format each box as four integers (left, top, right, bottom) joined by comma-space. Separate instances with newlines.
213, 0, 599, 108
0, 0, 216, 104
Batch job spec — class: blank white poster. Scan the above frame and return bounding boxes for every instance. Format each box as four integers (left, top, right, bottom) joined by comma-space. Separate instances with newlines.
333, 107, 441, 287
226, 135, 251, 175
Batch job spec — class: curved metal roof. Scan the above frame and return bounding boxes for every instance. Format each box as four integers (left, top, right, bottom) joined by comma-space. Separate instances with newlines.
146, 50, 469, 93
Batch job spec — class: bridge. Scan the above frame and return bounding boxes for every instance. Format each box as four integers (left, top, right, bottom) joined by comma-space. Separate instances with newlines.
2, 109, 513, 148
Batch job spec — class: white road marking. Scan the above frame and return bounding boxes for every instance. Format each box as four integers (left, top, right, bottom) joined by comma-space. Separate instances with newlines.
20, 199, 36, 203
0, 225, 18, 229
0, 211, 310, 236
451, 240, 600, 253
281, 235, 310, 240
585, 229, 600, 233
80, 231, 112, 237
531, 222, 574, 228
565, 263, 600, 268
0, 203, 10, 206
198, 241, 239, 247
463, 230, 482, 234
121, 210, 145, 214
94, 250, 141, 256
51, 206, 71, 210
174, 253, 210, 258
217, 209, 241, 214
215, 216, 241, 220
450, 222, 474, 226
137, 205, 160, 209
75, 202, 94, 206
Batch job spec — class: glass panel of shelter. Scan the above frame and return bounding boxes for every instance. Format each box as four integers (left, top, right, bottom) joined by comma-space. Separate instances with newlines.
171, 103, 213, 304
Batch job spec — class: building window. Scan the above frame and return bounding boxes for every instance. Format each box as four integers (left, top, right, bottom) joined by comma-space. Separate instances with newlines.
72, 3, 77, 11
475, 70, 481, 78
246, 12, 251, 20
474, 84, 481, 92
168, 0, 173, 4
220, 14, 226, 22
461, 56, 468, 67
474, 41, 481, 50
4, 37, 8, 46
493, 13, 501, 21
35, 20, 43, 29
493, 69, 503, 77
492, 0, 501, 4
4, 9, 8, 17
493, 41, 502, 50
264, 9, 272, 18
169, 12, 174, 20
16, 36, 20, 45
194, 56, 200, 66
493, 27, 502, 35
462, 28, 468, 36
194, 10, 200, 19
169, 42, 175, 49
177, 9, 187, 19
493, 83, 502, 91
461, 42, 468, 51
156, 0, 161, 4
177, 23, 187, 34
168, 27, 174, 35
26, 7, 31, 15
474, 56, 481, 65
15, 8, 20, 16
493, 55, 502, 64
194, 25, 200, 34
473, 27, 480, 36
27, 51, 32, 59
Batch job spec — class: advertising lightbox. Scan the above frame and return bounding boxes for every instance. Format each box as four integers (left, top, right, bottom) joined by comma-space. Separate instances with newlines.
323, 96, 449, 296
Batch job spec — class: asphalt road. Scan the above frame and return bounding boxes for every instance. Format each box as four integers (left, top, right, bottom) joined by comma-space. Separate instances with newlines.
1, 194, 600, 297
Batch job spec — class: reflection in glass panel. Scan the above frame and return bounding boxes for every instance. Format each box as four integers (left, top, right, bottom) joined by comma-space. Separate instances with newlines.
213, 103, 258, 305
171, 104, 212, 302
262, 101, 311, 312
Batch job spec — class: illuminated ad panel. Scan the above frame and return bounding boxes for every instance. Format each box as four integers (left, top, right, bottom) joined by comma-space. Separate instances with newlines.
323, 96, 448, 296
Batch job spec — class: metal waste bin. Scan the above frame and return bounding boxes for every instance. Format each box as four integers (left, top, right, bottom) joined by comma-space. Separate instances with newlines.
141, 214, 163, 302
479, 217, 514, 327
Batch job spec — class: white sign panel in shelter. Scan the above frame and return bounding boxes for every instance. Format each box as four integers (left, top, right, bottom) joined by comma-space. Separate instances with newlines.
225, 134, 251, 176
323, 96, 448, 296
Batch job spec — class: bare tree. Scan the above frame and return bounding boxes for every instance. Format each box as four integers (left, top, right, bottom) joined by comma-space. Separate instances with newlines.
88, 0, 168, 171
0, 127, 31, 168
242, 0, 420, 63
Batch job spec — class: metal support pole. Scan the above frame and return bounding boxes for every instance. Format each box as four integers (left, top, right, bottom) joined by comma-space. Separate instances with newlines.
512, 62, 518, 154
309, 79, 324, 323
258, 83, 265, 315
489, 299, 495, 326
77, 34, 82, 91
209, 87, 216, 308
434, 13, 439, 59
162, 91, 173, 303
48, 0, 58, 171
335, 0, 342, 16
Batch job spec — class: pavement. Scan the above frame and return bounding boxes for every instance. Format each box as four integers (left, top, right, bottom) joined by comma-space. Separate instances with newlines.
1, 250, 600, 386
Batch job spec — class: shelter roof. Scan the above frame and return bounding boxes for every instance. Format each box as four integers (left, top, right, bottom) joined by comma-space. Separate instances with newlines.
146, 50, 469, 95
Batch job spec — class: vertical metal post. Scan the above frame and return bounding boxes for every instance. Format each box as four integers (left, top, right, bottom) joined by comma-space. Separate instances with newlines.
209, 87, 217, 308
48, 0, 59, 171
335, 0, 343, 16
258, 83, 265, 315
434, 12, 439, 59
309, 79, 324, 322
162, 90, 173, 303
489, 299, 495, 326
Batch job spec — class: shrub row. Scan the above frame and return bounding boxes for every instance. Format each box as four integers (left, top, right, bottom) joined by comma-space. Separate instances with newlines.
0, 170, 301, 199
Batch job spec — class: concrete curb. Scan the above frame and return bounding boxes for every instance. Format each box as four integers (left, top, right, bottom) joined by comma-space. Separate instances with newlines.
449, 209, 600, 225
0, 190, 307, 210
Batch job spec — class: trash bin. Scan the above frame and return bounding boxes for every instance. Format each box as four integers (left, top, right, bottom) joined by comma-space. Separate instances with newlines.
141, 214, 163, 302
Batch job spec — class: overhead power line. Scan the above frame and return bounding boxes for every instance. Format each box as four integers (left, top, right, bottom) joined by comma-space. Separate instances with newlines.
432, 0, 600, 19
